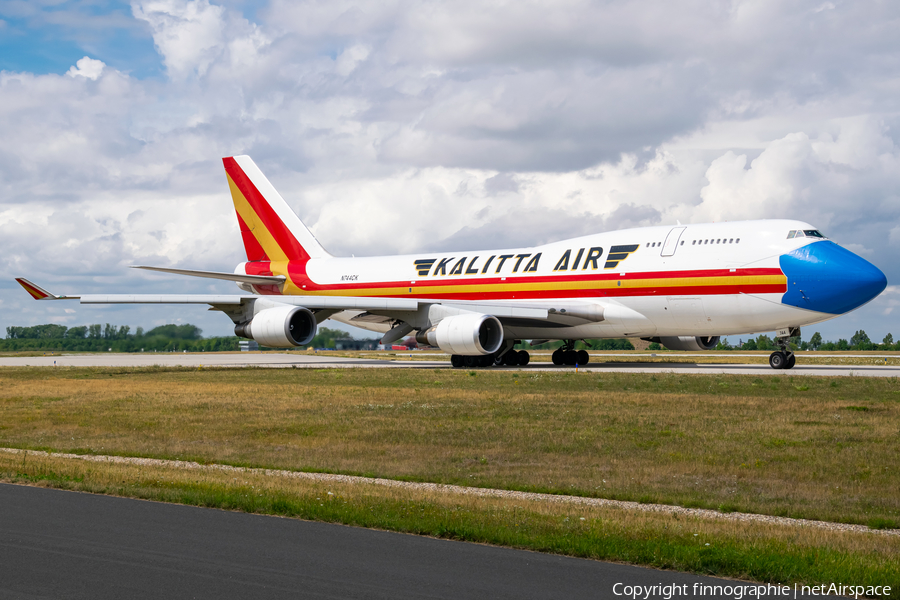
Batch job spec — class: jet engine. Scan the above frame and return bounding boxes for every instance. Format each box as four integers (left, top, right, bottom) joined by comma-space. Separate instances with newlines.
234, 306, 317, 347
418, 313, 503, 355
652, 336, 720, 351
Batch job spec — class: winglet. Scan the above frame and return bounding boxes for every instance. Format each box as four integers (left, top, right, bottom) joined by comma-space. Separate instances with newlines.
15, 278, 63, 300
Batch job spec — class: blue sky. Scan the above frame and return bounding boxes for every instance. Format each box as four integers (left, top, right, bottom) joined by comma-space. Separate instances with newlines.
0, 1, 163, 78
1, 0, 900, 343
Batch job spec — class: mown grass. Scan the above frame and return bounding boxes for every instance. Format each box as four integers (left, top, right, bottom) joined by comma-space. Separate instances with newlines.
0, 366, 898, 529
292, 349, 900, 366
2, 452, 897, 593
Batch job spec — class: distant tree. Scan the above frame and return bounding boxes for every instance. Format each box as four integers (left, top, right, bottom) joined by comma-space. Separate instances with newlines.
590, 338, 635, 350
648, 342, 662, 351
837, 338, 850, 350
742, 338, 758, 351
809, 332, 823, 350
850, 330, 873, 350
135, 326, 144, 337
145, 324, 203, 340
66, 326, 88, 339
755, 335, 774, 350
88, 324, 102, 339
715, 339, 733, 350
304, 327, 350, 349
883, 333, 894, 346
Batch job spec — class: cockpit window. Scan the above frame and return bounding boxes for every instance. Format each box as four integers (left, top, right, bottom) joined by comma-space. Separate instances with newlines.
787, 229, 827, 239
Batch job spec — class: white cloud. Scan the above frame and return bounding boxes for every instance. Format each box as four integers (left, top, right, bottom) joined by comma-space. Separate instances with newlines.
65, 56, 106, 80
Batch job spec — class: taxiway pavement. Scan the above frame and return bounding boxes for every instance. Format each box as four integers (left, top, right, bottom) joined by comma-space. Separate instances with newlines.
1, 351, 898, 377
0, 483, 833, 599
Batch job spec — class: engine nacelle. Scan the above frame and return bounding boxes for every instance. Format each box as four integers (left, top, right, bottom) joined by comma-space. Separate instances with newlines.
234, 306, 317, 348
420, 313, 503, 355
653, 336, 720, 351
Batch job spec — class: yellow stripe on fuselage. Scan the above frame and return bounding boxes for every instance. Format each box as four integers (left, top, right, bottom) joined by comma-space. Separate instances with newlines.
265, 272, 787, 298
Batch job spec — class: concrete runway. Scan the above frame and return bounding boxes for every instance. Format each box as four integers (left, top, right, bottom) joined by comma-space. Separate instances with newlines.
2, 351, 899, 376
0, 483, 833, 599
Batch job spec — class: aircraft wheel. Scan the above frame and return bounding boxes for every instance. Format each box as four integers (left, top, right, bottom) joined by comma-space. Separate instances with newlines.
769, 352, 786, 369
478, 354, 493, 368
552, 349, 564, 365
464, 355, 480, 368
517, 350, 530, 366
576, 350, 590, 365
502, 351, 517, 366
451, 355, 464, 368
564, 350, 577, 366
785, 353, 796, 369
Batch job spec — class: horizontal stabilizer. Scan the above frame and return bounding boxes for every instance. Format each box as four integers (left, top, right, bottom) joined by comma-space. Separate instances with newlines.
132, 266, 285, 286
15, 278, 71, 300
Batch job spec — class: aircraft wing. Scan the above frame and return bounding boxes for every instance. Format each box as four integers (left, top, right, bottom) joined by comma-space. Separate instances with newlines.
14, 278, 422, 311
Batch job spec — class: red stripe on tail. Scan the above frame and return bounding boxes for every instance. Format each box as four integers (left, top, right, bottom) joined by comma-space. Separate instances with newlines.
223, 157, 309, 262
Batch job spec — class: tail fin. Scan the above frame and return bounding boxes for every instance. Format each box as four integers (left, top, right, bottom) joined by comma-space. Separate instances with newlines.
223, 156, 331, 262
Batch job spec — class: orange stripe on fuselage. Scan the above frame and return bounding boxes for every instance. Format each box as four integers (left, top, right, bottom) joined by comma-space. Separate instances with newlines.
249, 265, 787, 301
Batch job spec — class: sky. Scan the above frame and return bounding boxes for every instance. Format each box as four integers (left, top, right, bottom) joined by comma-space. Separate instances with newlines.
1, 0, 900, 343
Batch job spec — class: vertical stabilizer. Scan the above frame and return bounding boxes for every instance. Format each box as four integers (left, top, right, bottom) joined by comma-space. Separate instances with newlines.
223, 156, 331, 262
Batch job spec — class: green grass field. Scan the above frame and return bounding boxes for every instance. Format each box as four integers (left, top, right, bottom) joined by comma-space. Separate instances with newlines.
1, 365, 897, 591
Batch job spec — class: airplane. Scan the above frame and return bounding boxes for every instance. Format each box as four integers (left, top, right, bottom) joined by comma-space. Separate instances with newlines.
16, 155, 887, 370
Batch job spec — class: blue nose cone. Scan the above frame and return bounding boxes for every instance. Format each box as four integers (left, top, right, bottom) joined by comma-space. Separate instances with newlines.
780, 241, 887, 315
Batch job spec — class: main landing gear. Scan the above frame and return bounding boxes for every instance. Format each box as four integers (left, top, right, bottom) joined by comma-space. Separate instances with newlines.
450, 344, 530, 368
551, 341, 590, 366
769, 328, 799, 370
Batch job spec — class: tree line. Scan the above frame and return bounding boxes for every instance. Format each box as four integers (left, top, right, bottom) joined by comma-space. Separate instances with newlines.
2, 323, 239, 352
706, 330, 892, 351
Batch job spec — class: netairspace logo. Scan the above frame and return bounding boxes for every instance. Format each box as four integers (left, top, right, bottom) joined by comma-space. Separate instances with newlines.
612, 582, 893, 599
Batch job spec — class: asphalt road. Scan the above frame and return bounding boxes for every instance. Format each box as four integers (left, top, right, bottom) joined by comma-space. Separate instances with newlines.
1, 351, 898, 377
1, 483, 831, 600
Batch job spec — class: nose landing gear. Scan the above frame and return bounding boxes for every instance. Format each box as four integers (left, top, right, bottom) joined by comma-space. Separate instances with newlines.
769, 327, 799, 369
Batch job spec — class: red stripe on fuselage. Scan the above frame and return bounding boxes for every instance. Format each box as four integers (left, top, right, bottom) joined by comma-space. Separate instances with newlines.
314, 267, 783, 292
262, 264, 786, 300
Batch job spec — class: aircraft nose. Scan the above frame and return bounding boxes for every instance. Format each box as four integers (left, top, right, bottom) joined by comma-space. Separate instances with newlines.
780, 241, 887, 314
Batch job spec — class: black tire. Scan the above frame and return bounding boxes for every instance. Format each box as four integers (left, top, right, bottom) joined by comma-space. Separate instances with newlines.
517, 350, 530, 366
464, 355, 479, 368
769, 352, 786, 369
504, 351, 518, 366
564, 350, 577, 366
450, 355, 463, 368
576, 350, 590, 365
785, 353, 796, 369
552, 349, 564, 365
478, 354, 493, 368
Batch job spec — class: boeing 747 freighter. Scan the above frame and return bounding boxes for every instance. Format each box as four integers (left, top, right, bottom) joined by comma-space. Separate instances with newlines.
17, 156, 887, 369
